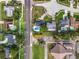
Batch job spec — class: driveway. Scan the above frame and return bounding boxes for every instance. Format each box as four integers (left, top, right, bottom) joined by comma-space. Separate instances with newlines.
34, 0, 79, 16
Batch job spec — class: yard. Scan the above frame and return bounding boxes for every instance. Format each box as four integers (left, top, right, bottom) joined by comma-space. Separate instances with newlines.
56, 0, 70, 7
0, 34, 4, 41
0, 51, 5, 59
57, 0, 78, 8
32, 6, 46, 20
10, 45, 19, 59
32, 44, 44, 59
74, 13, 79, 20
44, 15, 52, 22
19, 48, 24, 59
55, 10, 64, 23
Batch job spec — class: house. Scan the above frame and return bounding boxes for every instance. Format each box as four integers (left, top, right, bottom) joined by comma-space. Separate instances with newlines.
8, 24, 16, 31
51, 42, 73, 59
70, 17, 79, 30
4, 6, 14, 17
61, 16, 70, 27
4, 19, 16, 31
33, 26, 40, 32
47, 22, 56, 31
35, 20, 46, 26
60, 16, 70, 31
5, 34, 16, 45
4, 47, 10, 59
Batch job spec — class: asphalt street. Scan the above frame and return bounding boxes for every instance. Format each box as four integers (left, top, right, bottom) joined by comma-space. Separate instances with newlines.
24, 0, 32, 59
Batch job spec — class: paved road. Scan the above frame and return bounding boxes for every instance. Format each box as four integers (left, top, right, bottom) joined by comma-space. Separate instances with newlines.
24, 0, 32, 59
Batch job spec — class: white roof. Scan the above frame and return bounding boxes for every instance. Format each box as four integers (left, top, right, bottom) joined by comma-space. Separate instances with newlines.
47, 22, 56, 31
4, 6, 14, 17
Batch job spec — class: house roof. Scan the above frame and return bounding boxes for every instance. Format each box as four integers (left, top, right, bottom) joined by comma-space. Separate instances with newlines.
36, 20, 46, 26
47, 22, 56, 31
6, 34, 16, 45
70, 17, 79, 29
4, 6, 14, 17
51, 43, 67, 53
61, 16, 70, 27
51, 42, 73, 53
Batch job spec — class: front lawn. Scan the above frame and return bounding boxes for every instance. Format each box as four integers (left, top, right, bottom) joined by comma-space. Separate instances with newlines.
32, 6, 46, 20
32, 44, 44, 59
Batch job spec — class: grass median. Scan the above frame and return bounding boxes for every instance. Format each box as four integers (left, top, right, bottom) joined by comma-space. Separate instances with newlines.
32, 44, 44, 59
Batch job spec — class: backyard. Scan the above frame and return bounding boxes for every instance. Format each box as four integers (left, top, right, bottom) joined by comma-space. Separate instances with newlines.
0, 51, 5, 59
32, 43, 44, 59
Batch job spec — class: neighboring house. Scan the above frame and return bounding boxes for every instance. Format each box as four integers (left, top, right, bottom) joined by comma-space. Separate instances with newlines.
51, 42, 73, 59
60, 16, 79, 32
60, 16, 70, 31
4, 19, 16, 31
5, 34, 16, 45
70, 17, 79, 30
4, 47, 10, 59
35, 20, 46, 26
47, 22, 56, 31
4, 6, 14, 17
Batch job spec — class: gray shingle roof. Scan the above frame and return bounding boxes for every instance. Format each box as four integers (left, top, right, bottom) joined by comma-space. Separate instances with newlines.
6, 34, 16, 45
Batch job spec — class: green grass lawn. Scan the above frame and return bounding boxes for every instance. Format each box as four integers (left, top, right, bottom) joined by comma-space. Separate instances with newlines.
76, 54, 79, 59
56, 0, 70, 7
55, 10, 64, 30
74, 13, 79, 20
20, 48, 24, 59
10, 46, 19, 59
55, 10, 64, 23
33, 44, 44, 59
0, 51, 5, 59
44, 15, 52, 22
32, 6, 46, 20
21, 16, 25, 33
0, 34, 4, 41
